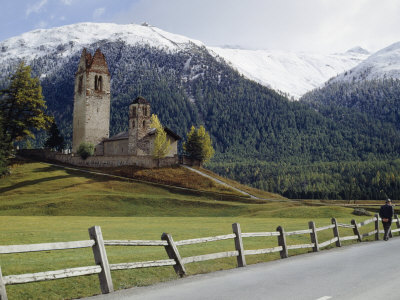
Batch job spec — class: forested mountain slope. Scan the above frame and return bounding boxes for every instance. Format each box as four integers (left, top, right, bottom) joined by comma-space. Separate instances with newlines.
3, 40, 399, 164
2, 23, 400, 199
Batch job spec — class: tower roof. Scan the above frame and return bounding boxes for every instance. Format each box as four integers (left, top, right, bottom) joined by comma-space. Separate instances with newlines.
77, 48, 110, 75
131, 96, 150, 105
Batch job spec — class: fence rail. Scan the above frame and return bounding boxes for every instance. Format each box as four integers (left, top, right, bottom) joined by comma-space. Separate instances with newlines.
103, 240, 167, 246
0, 240, 95, 254
1, 213, 399, 300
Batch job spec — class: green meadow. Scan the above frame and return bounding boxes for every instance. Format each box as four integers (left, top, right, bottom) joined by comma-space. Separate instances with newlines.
0, 160, 377, 299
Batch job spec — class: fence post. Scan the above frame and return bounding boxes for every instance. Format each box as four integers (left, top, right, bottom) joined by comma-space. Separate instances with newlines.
331, 218, 341, 247
0, 267, 7, 300
308, 221, 319, 252
232, 223, 246, 267
161, 233, 186, 277
396, 214, 400, 236
276, 226, 288, 258
351, 220, 362, 242
88, 226, 114, 294
374, 214, 380, 240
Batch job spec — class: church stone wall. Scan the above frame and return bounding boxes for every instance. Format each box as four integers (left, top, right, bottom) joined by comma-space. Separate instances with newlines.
104, 139, 129, 156
136, 135, 152, 156
19, 150, 179, 168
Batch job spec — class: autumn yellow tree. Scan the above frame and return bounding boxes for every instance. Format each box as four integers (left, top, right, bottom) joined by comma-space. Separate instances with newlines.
183, 125, 214, 163
150, 114, 170, 161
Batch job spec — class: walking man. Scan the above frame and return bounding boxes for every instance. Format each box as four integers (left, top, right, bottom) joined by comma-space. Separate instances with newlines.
379, 198, 394, 241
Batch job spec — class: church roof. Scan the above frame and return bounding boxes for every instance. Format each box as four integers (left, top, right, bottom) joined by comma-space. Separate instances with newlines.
131, 96, 149, 105
104, 126, 181, 143
148, 127, 182, 140
77, 48, 110, 76
104, 131, 129, 141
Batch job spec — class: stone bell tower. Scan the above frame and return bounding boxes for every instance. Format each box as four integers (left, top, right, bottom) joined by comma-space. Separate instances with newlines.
128, 96, 151, 156
72, 48, 111, 153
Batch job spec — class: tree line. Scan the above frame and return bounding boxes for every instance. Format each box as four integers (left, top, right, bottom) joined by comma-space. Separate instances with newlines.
208, 159, 400, 200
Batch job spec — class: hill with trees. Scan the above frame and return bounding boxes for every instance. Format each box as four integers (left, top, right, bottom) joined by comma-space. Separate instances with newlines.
2, 38, 400, 199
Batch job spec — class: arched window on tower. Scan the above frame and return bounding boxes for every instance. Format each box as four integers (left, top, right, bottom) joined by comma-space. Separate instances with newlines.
94, 75, 98, 90
98, 76, 103, 91
143, 120, 146, 128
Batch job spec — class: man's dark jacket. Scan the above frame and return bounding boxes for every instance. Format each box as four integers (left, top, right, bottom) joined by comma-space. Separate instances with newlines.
379, 204, 394, 220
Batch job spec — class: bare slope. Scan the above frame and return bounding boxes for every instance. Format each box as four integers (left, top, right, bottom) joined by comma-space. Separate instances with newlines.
209, 46, 369, 99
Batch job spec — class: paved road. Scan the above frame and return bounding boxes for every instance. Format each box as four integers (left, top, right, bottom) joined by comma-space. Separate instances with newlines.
88, 237, 400, 300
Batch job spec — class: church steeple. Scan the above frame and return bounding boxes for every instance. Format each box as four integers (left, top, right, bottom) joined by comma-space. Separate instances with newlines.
72, 48, 111, 153
128, 96, 151, 155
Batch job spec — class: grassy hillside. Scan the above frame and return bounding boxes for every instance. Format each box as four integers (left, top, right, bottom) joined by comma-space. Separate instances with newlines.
0, 159, 290, 216
0, 160, 366, 299
90, 164, 282, 200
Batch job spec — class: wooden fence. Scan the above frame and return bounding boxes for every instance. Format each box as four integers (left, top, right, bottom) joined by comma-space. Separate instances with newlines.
1, 214, 400, 300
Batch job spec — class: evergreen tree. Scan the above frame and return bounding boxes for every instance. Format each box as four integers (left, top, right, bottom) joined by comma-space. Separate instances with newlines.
0, 61, 53, 144
150, 114, 171, 159
45, 122, 65, 151
183, 125, 215, 163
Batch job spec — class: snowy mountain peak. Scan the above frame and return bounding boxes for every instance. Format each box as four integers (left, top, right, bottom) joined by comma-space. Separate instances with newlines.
208, 47, 369, 99
346, 46, 370, 55
0, 22, 204, 64
333, 41, 400, 83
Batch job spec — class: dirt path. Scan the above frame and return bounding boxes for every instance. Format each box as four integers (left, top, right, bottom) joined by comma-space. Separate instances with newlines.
181, 165, 259, 199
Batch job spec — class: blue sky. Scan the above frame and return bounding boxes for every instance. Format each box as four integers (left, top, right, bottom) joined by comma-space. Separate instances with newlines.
2, 0, 400, 53
1, 0, 135, 40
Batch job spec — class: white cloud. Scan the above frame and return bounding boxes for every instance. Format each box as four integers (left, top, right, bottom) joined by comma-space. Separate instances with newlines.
26, 0, 48, 16
113, 0, 400, 53
61, 0, 72, 5
93, 7, 106, 20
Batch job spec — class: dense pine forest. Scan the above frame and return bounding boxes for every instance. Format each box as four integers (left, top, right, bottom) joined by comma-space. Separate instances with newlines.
301, 78, 400, 130
209, 159, 400, 200
2, 41, 400, 200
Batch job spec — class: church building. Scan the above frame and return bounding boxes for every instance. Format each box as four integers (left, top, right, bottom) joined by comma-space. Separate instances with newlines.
72, 48, 181, 161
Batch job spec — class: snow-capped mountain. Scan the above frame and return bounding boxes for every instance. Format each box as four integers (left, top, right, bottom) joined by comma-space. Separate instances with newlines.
331, 41, 400, 83
0, 22, 369, 99
209, 46, 369, 99
0, 22, 203, 62
300, 41, 400, 136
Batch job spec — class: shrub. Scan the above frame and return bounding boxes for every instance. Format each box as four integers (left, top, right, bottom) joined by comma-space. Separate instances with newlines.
77, 142, 94, 160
